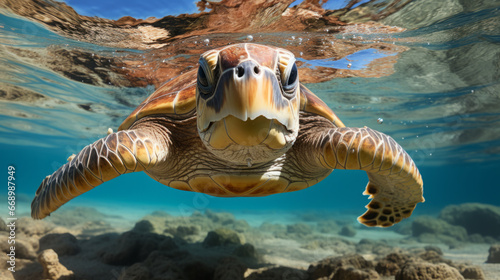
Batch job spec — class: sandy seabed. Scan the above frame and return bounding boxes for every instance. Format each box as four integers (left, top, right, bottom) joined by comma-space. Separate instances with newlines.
1, 200, 500, 280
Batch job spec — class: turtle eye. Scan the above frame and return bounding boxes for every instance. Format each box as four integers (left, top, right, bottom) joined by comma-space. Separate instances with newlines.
197, 65, 208, 87
197, 65, 213, 96
282, 63, 298, 97
285, 63, 298, 88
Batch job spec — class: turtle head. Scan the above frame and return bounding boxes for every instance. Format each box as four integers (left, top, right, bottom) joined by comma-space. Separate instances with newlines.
196, 43, 300, 166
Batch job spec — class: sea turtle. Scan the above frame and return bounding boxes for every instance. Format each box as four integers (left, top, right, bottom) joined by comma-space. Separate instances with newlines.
31, 43, 424, 227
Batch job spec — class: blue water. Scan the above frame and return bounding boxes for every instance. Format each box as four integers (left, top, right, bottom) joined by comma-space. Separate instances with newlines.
1, 1, 500, 221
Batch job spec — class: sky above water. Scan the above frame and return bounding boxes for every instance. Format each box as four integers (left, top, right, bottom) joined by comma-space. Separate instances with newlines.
63, 0, 199, 19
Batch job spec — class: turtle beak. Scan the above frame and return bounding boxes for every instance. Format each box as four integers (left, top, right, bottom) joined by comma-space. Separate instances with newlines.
197, 60, 299, 134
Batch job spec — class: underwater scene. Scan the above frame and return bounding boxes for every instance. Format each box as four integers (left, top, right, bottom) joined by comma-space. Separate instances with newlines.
1, 0, 500, 279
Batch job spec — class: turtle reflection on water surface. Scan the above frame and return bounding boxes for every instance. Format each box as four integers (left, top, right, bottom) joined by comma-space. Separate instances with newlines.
32, 43, 424, 227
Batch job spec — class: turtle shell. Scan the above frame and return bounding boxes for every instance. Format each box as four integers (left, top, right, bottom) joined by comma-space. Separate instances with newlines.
119, 69, 198, 131
119, 68, 345, 131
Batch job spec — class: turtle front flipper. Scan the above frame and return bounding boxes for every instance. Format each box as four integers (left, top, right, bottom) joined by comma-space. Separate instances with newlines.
31, 130, 163, 219
317, 127, 424, 227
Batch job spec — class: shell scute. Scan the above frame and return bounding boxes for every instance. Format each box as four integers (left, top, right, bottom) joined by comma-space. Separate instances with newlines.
119, 70, 197, 130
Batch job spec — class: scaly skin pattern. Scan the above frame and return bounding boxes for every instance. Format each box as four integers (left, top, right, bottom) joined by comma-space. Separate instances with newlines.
315, 126, 424, 227
31, 129, 163, 219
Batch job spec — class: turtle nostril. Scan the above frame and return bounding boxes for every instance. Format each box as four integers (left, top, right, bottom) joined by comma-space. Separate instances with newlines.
236, 66, 245, 78
253, 66, 260, 74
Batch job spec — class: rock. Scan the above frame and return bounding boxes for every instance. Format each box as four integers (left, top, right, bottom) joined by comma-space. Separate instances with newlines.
332, 266, 380, 280
100, 231, 177, 265
424, 245, 443, 255
118, 263, 151, 280
395, 263, 464, 280
177, 225, 199, 237
316, 219, 340, 233
164, 225, 199, 238
121, 251, 186, 280
371, 243, 393, 256
393, 222, 412, 236
0, 217, 7, 231
142, 210, 249, 238
356, 239, 390, 254
18, 239, 38, 259
245, 266, 308, 280
205, 210, 250, 232
159, 237, 179, 251
205, 210, 236, 225
287, 223, 313, 236
137, 215, 173, 235
355, 240, 373, 254
203, 228, 242, 247
144, 251, 189, 278
132, 220, 155, 233
213, 257, 246, 280
486, 244, 500, 263
460, 265, 485, 279
418, 250, 454, 266
375, 252, 413, 276
412, 216, 468, 242
308, 254, 373, 279
0, 234, 37, 259
38, 249, 74, 280
39, 233, 80, 256
339, 225, 357, 237
0, 269, 15, 280
0, 252, 22, 277
233, 243, 257, 259
180, 257, 215, 280
469, 233, 485, 243
232, 219, 251, 233
375, 259, 400, 277
439, 203, 500, 239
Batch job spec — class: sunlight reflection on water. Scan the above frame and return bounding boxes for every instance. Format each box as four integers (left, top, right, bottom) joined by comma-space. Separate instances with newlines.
298, 48, 396, 70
